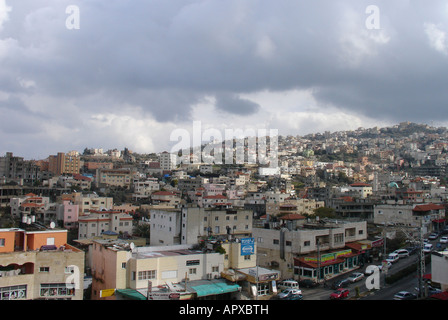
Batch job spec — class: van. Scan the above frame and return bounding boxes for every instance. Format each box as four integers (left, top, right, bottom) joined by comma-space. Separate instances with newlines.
277, 280, 299, 291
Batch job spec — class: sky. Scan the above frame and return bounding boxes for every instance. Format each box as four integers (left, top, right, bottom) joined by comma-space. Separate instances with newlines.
1, 0, 448, 159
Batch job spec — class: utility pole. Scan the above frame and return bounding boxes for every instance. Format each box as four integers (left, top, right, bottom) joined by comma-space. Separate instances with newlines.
391, 224, 426, 299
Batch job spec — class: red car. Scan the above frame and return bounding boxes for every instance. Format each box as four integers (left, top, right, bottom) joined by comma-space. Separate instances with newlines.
330, 288, 350, 300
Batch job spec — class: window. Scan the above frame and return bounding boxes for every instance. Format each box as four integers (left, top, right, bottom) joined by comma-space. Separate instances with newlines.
39, 267, 50, 273
121, 263, 126, 269
334, 233, 344, 244
0, 238, 5, 247
286, 241, 292, 246
40, 283, 75, 297
138, 270, 157, 280
65, 266, 75, 274
0, 285, 27, 300
273, 239, 279, 245
212, 266, 219, 272
189, 268, 197, 275
304, 241, 310, 247
244, 255, 251, 260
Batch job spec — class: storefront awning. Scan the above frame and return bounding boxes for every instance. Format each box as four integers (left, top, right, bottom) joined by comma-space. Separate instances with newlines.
115, 289, 147, 300
189, 279, 240, 297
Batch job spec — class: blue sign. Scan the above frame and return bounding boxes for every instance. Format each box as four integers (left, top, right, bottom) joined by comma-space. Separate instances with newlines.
240, 238, 255, 256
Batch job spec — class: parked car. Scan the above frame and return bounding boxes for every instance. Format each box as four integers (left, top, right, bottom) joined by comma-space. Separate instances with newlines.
423, 243, 433, 253
440, 236, 448, 244
393, 249, 410, 258
378, 261, 392, 272
330, 288, 350, 300
393, 291, 417, 300
428, 233, 439, 240
278, 288, 302, 299
405, 246, 419, 255
386, 253, 399, 263
414, 285, 442, 296
347, 272, 365, 283
283, 292, 303, 300
277, 280, 300, 291
298, 279, 318, 288
331, 278, 351, 290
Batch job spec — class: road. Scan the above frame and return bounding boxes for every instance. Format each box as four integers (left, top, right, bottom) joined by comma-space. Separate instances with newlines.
300, 252, 430, 300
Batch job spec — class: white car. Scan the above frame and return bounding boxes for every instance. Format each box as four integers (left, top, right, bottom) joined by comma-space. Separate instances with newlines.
440, 236, 448, 244
423, 243, 433, 253
386, 253, 399, 263
378, 261, 392, 272
393, 249, 410, 258
347, 272, 365, 283
278, 288, 302, 299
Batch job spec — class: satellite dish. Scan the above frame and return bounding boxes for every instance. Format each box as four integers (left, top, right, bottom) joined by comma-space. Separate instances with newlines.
49, 222, 55, 229
130, 242, 135, 250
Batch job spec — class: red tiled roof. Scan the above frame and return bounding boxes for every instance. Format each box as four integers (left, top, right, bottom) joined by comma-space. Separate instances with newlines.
280, 214, 305, 220
152, 191, 176, 196
203, 194, 227, 199
413, 203, 445, 212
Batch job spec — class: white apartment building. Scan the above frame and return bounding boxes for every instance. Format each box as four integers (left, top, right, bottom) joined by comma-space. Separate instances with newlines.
78, 210, 133, 239
159, 152, 177, 171
150, 208, 182, 246
181, 207, 253, 245
72, 193, 114, 215
132, 178, 160, 201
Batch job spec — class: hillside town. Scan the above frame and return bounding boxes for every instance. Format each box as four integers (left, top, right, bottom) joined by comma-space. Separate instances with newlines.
1, 121, 448, 301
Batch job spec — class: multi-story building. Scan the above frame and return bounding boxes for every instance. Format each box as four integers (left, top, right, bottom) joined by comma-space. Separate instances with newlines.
0, 227, 84, 300
48, 152, 81, 176
181, 207, 253, 245
77, 210, 134, 240
132, 178, 160, 201
150, 208, 182, 246
90, 242, 239, 300
266, 198, 324, 217
70, 192, 114, 215
56, 200, 79, 230
0, 152, 40, 184
10, 193, 50, 221
373, 202, 445, 234
159, 151, 177, 171
253, 219, 368, 280
96, 168, 133, 189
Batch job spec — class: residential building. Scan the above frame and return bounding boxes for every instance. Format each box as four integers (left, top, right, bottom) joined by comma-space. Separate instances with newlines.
181, 207, 253, 245
48, 152, 81, 176
0, 227, 84, 300
78, 210, 133, 240
132, 178, 160, 201
56, 200, 79, 230
96, 168, 133, 189
373, 202, 444, 234
159, 151, 177, 171
151, 191, 181, 206
253, 219, 368, 280
0, 152, 40, 185
71, 193, 114, 215
431, 250, 448, 292
90, 242, 239, 300
150, 208, 182, 246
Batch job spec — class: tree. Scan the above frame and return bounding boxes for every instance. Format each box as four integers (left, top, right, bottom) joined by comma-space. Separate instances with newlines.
313, 207, 337, 219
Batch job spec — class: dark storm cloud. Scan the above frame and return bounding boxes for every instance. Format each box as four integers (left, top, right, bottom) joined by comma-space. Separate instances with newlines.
2, 0, 448, 157
215, 92, 260, 115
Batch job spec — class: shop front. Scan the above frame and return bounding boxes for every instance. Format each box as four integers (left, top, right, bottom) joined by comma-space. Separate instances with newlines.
293, 248, 361, 283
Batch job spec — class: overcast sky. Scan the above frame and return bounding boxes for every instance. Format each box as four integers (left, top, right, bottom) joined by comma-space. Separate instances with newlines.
1, 0, 448, 159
